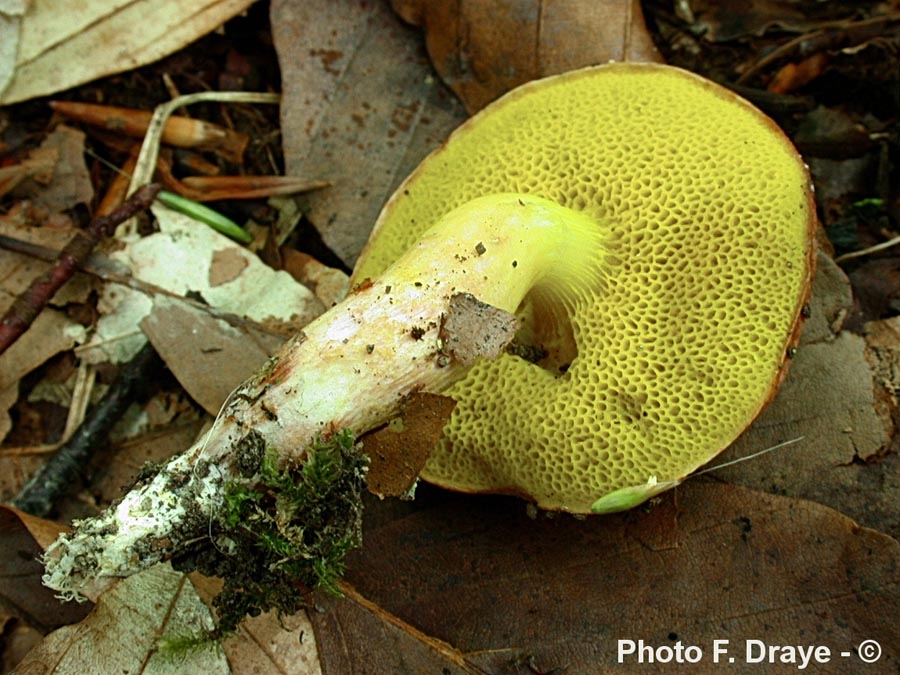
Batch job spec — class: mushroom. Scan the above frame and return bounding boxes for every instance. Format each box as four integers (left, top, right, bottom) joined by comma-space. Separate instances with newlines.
352, 62, 816, 513
42, 63, 814, 602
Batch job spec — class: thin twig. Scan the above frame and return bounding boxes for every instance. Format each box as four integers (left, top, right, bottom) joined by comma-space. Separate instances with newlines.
736, 14, 899, 85
11, 341, 164, 518
834, 234, 900, 263
0, 184, 161, 356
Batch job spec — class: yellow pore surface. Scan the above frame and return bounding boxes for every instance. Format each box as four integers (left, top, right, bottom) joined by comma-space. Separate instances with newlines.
353, 63, 814, 513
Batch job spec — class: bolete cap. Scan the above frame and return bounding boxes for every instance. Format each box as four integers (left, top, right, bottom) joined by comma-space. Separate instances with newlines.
352, 63, 816, 513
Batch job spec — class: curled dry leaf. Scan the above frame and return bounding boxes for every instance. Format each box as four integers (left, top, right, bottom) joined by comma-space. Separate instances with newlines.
0, 0, 257, 105
312, 482, 900, 673
392, 0, 662, 112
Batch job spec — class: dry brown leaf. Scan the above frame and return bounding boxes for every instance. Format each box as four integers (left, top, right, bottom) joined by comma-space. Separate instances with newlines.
141, 296, 282, 415
0, 507, 92, 632
0, 383, 15, 443
392, 0, 662, 113
312, 482, 900, 673
208, 247, 249, 287
3, 506, 68, 552
715, 252, 898, 538
0, 208, 95, 308
0, 244, 93, 309
280, 248, 350, 309
4, 510, 322, 675
0, 251, 87, 446
191, 575, 322, 674
315, 581, 473, 674
10, 126, 94, 212
865, 316, 900, 401
0, 212, 83, 258
273, 0, 468, 268
13, 564, 230, 674
13, 561, 324, 674
0, 215, 100, 434
364, 392, 457, 498
0, 0, 257, 105
82, 202, 322, 365
0, 292, 85, 394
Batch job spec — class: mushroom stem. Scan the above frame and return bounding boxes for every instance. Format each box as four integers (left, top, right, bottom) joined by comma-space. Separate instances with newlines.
42, 193, 606, 599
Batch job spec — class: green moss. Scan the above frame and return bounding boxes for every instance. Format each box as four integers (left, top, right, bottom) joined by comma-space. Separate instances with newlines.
170, 429, 368, 637
157, 631, 223, 661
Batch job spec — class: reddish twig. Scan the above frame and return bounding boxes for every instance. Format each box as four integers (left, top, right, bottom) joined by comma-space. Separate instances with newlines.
0, 183, 161, 356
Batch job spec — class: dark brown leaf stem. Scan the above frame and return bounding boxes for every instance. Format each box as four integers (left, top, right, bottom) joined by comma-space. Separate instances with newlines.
0, 183, 161, 356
